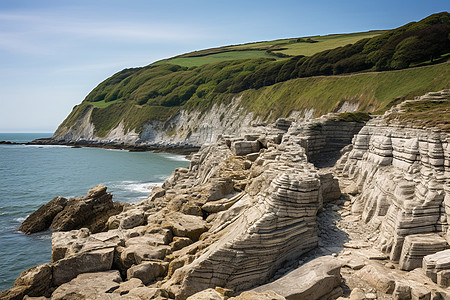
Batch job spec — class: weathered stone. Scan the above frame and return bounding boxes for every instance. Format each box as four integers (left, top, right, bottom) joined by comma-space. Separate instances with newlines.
231, 140, 261, 156
162, 212, 208, 241
119, 244, 170, 270
51, 270, 122, 300
13, 263, 52, 297
230, 290, 286, 300
19, 197, 67, 234
0, 285, 32, 300
186, 288, 225, 300
355, 262, 395, 294
170, 237, 193, 251
253, 256, 342, 300
399, 234, 448, 271
48, 185, 123, 233
423, 249, 450, 283
126, 287, 164, 300
113, 278, 144, 295
52, 247, 115, 286
126, 261, 167, 285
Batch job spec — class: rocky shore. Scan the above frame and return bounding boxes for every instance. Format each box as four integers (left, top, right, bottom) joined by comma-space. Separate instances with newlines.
1, 90, 449, 300
0, 139, 200, 155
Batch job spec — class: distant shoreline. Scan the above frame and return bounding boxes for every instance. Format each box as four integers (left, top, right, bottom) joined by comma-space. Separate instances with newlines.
0, 138, 200, 155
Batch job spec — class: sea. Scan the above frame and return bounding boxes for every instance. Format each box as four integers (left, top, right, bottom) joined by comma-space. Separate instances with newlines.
0, 133, 190, 291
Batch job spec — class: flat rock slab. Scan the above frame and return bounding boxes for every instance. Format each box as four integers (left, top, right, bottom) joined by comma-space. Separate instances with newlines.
253, 256, 342, 300
51, 270, 122, 300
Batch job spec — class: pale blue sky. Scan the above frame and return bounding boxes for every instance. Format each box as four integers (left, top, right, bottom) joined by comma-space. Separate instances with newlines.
0, 0, 448, 132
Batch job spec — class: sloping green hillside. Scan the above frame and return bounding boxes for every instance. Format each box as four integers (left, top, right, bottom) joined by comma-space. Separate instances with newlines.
57, 12, 450, 137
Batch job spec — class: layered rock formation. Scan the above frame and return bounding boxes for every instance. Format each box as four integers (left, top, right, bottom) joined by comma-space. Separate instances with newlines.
3, 90, 450, 300
335, 90, 450, 297
19, 184, 124, 234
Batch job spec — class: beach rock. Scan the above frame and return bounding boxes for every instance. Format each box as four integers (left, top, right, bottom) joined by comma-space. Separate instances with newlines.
50, 184, 123, 233
162, 212, 208, 241
126, 287, 165, 299
19, 197, 68, 234
0, 285, 32, 300
107, 208, 146, 230
423, 249, 450, 284
355, 262, 395, 294
51, 270, 122, 300
186, 288, 225, 300
126, 261, 167, 284
399, 233, 448, 271
13, 263, 53, 297
118, 244, 170, 270
52, 247, 115, 286
253, 256, 342, 300
113, 278, 144, 295
230, 290, 286, 300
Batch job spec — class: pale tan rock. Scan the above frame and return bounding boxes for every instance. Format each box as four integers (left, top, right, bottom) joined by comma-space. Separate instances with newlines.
52, 247, 115, 286
355, 262, 395, 294
170, 237, 193, 251
113, 278, 144, 295
349, 288, 365, 300
13, 263, 52, 297
51, 270, 122, 300
423, 249, 450, 283
399, 233, 448, 271
162, 212, 208, 241
186, 288, 225, 300
253, 256, 342, 300
126, 287, 165, 300
230, 290, 286, 300
126, 261, 167, 285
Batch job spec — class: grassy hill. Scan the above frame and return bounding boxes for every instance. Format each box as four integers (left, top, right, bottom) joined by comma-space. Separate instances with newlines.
153, 31, 385, 67
56, 12, 450, 138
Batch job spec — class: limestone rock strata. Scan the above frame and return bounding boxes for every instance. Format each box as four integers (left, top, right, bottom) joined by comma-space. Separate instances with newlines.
8, 119, 346, 300
336, 91, 450, 269
162, 135, 326, 298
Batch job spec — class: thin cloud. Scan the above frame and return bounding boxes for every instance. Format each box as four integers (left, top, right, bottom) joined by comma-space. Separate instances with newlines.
0, 12, 210, 55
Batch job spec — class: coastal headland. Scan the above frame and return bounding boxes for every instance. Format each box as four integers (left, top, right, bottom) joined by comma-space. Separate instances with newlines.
1, 12, 450, 300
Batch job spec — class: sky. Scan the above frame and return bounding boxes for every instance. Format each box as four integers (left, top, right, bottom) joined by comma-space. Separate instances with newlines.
0, 0, 448, 132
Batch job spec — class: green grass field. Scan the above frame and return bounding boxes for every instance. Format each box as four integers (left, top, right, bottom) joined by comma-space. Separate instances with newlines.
154, 50, 277, 67
154, 30, 385, 67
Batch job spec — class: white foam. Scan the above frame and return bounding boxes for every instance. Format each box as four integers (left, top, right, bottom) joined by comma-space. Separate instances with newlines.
159, 153, 190, 162
111, 181, 163, 194
14, 217, 26, 223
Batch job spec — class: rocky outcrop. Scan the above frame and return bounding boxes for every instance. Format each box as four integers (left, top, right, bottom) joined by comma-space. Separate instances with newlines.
19, 185, 124, 234
334, 91, 450, 298
253, 256, 343, 300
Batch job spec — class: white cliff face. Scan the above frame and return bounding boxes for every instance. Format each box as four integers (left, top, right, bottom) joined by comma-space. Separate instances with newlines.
336, 91, 450, 268
53, 96, 263, 146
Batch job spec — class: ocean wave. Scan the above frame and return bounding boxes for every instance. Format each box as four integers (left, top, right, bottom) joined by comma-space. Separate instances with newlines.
14, 216, 27, 223
159, 153, 190, 162
110, 181, 163, 194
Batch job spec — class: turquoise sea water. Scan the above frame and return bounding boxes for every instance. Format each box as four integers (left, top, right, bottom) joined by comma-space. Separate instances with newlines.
0, 133, 190, 290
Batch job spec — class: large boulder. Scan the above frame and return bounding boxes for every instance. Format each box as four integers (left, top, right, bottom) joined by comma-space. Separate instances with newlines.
253, 256, 342, 300
19, 185, 124, 235
13, 263, 53, 297
162, 212, 208, 241
52, 247, 115, 286
50, 185, 122, 233
19, 197, 68, 234
51, 270, 122, 300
